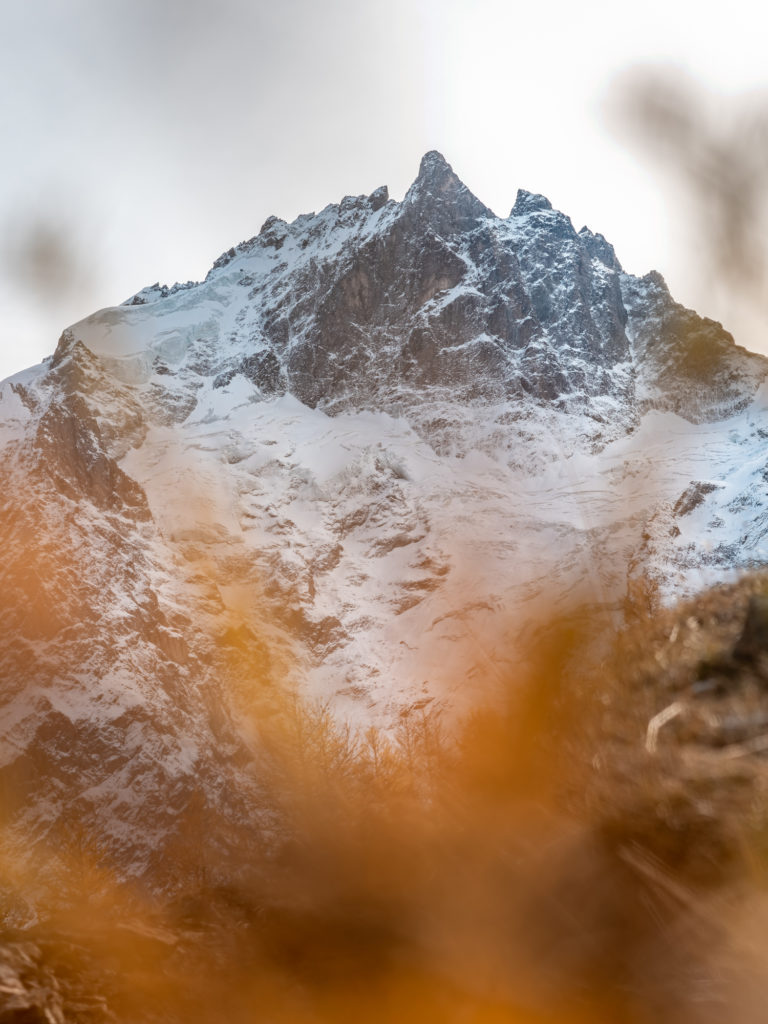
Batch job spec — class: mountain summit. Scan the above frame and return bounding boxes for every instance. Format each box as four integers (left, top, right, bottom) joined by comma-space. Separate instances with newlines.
413, 149, 457, 188
1, 153, 767, 877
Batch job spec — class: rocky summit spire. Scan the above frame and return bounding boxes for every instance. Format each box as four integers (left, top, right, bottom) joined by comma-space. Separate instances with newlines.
415, 149, 456, 186
405, 150, 491, 233
510, 189, 553, 216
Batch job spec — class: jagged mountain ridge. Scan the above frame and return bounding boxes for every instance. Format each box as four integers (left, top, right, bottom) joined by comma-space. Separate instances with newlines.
91, 151, 762, 443
2, 151, 768, 879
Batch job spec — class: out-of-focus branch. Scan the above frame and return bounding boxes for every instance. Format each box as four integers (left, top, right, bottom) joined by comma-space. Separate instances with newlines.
607, 67, 768, 345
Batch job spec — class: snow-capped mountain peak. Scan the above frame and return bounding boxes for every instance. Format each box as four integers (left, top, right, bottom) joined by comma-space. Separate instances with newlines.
2, 151, 768, 877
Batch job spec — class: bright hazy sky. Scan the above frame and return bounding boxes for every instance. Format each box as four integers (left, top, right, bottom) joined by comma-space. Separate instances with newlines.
2, 0, 767, 382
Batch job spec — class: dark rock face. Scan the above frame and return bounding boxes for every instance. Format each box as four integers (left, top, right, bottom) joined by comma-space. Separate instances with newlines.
511, 189, 553, 215
31, 337, 150, 516
203, 151, 637, 423
214, 350, 286, 394
621, 272, 764, 420
0, 338, 264, 880
673, 481, 723, 517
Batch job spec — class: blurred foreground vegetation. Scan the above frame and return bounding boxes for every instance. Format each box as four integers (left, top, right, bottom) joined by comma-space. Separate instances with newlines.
6, 575, 768, 1022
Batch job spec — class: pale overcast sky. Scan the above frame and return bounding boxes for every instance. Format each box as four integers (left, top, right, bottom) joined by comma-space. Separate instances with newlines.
2, 0, 768, 381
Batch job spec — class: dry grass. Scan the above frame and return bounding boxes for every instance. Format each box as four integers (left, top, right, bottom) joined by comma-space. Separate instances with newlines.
6, 578, 768, 1021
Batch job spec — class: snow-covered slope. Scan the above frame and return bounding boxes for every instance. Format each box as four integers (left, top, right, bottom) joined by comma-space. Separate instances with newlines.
2, 151, 767, 878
